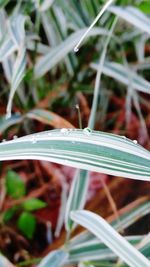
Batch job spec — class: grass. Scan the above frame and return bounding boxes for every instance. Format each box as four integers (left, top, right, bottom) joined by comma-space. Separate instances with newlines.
0, 0, 150, 266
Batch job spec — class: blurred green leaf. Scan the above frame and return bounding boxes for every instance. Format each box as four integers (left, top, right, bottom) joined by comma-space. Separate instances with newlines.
6, 170, 26, 199
0, 0, 10, 8
17, 212, 36, 239
138, 1, 150, 14
3, 206, 18, 222
22, 198, 47, 211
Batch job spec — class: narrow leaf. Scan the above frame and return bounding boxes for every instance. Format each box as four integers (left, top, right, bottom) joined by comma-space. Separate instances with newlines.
71, 210, 150, 267
26, 109, 74, 129
109, 6, 150, 34
65, 169, 89, 231
8, 14, 26, 48
6, 47, 26, 118
0, 113, 22, 133
0, 129, 150, 181
37, 249, 68, 267
34, 27, 108, 78
92, 61, 150, 94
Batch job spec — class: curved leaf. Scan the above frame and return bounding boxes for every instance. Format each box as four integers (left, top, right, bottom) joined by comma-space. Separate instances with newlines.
109, 6, 150, 34
71, 210, 150, 267
37, 249, 68, 267
26, 109, 74, 129
34, 27, 108, 78
0, 129, 149, 180
91, 61, 150, 94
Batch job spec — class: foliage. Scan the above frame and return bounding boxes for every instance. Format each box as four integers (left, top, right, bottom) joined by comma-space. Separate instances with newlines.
0, 0, 150, 266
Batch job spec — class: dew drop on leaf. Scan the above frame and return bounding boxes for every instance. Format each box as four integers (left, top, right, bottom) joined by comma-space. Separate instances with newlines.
60, 128, 69, 135
83, 127, 92, 136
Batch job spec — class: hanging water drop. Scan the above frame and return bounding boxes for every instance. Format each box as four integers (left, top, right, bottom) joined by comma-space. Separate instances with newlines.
13, 135, 18, 140
2, 139, 6, 143
74, 47, 79, 53
133, 140, 137, 144
83, 127, 92, 136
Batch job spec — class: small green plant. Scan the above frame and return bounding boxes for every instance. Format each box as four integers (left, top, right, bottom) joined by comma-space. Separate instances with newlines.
2, 170, 47, 239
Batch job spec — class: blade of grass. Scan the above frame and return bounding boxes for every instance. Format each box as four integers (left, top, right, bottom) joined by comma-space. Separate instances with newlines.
91, 61, 150, 94
74, 0, 115, 52
70, 210, 150, 267
6, 46, 26, 118
65, 16, 117, 233
109, 5, 150, 34
0, 129, 149, 180
37, 249, 68, 267
34, 27, 108, 78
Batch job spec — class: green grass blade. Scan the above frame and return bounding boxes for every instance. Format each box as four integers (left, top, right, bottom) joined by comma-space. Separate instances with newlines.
74, 0, 114, 52
0, 113, 22, 133
68, 236, 143, 263
34, 27, 108, 78
71, 210, 150, 267
39, 0, 55, 11
65, 169, 89, 232
65, 17, 117, 234
6, 46, 26, 118
0, 129, 149, 180
37, 249, 68, 267
109, 6, 150, 34
0, 37, 16, 62
8, 14, 26, 48
92, 61, 150, 94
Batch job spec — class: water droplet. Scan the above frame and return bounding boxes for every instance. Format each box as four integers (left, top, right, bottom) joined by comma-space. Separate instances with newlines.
74, 47, 79, 53
2, 139, 6, 143
13, 135, 18, 140
31, 136, 37, 144
83, 127, 92, 136
60, 128, 69, 135
133, 140, 137, 144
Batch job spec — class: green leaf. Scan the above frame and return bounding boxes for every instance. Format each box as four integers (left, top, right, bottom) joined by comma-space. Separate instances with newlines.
37, 249, 68, 267
3, 206, 18, 222
68, 235, 143, 263
109, 6, 150, 34
17, 212, 36, 239
138, 2, 150, 14
91, 61, 150, 94
0, 0, 10, 8
6, 46, 26, 118
6, 170, 26, 199
0, 113, 22, 134
22, 198, 47, 211
0, 129, 150, 181
65, 169, 89, 232
71, 210, 150, 267
34, 27, 108, 78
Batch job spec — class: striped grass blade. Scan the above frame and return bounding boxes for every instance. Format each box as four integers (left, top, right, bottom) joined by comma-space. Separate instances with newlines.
0, 129, 149, 181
